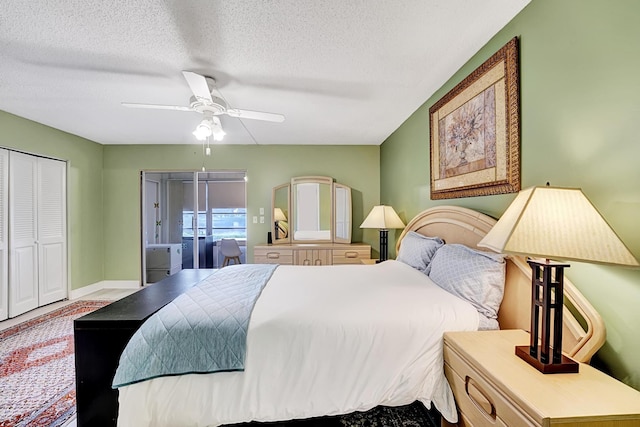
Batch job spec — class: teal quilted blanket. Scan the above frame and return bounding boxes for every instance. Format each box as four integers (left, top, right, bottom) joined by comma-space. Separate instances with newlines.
112, 264, 278, 388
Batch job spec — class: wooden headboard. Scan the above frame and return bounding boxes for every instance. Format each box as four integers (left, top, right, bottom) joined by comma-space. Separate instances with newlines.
396, 205, 606, 363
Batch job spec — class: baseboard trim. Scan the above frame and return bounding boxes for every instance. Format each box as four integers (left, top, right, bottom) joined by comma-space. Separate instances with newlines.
70, 280, 140, 300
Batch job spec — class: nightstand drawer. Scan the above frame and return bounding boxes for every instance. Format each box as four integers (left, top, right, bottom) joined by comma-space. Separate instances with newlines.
254, 248, 293, 265
444, 345, 537, 427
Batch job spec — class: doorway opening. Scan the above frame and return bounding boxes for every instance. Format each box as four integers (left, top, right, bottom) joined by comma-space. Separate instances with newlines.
141, 170, 247, 285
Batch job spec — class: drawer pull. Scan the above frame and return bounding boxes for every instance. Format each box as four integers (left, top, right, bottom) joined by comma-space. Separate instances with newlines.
344, 251, 358, 258
465, 376, 496, 420
266, 252, 281, 259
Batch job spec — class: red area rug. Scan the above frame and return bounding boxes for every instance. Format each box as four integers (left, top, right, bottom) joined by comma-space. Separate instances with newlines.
0, 300, 110, 427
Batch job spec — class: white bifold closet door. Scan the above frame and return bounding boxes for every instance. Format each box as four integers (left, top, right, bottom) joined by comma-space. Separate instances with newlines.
8, 152, 38, 317
0, 149, 8, 321
37, 156, 67, 306
8, 151, 67, 318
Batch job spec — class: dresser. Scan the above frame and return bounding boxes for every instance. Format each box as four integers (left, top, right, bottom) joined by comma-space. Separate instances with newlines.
254, 243, 370, 265
443, 329, 640, 427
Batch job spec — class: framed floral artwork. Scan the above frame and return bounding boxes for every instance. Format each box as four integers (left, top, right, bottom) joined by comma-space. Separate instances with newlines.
429, 37, 520, 199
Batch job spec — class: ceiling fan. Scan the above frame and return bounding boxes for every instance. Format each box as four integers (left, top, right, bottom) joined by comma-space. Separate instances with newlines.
122, 71, 285, 140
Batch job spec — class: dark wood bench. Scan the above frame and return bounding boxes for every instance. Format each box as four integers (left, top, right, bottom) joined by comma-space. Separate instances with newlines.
74, 269, 216, 427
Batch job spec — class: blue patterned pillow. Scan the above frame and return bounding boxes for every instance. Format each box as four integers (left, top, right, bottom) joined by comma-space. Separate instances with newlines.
396, 231, 445, 273
427, 244, 506, 320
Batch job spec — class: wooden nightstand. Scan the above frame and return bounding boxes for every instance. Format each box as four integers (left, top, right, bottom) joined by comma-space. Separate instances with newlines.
360, 258, 378, 265
443, 329, 640, 427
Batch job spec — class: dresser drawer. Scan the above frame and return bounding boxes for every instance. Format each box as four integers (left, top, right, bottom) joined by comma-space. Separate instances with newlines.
444, 345, 537, 427
254, 248, 293, 265
332, 246, 370, 264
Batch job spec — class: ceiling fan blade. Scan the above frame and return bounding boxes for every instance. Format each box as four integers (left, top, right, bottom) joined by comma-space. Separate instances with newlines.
182, 71, 213, 103
226, 108, 285, 123
121, 102, 194, 112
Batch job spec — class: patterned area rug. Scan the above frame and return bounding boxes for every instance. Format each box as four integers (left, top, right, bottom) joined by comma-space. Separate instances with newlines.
0, 300, 110, 427
228, 400, 441, 427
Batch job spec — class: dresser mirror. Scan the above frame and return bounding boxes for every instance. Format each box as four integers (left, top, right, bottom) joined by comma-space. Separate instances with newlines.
291, 176, 333, 243
272, 183, 290, 244
271, 176, 352, 244
333, 183, 352, 243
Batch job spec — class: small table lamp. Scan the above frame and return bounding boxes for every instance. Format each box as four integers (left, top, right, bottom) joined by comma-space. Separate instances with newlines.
478, 185, 639, 374
273, 208, 287, 240
360, 205, 405, 263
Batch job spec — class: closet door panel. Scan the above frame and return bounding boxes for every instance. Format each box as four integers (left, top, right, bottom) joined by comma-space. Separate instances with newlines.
0, 149, 8, 321
39, 242, 66, 304
9, 152, 38, 318
37, 158, 67, 305
11, 246, 37, 312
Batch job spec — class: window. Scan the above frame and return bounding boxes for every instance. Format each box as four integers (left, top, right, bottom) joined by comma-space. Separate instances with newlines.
181, 175, 247, 239
211, 208, 247, 240
182, 211, 207, 237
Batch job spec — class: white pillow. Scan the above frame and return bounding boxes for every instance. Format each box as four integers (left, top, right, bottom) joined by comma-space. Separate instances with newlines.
427, 244, 506, 321
396, 231, 444, 273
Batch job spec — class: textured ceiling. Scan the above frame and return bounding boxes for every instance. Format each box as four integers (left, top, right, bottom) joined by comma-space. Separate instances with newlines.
0, 0, 530, 145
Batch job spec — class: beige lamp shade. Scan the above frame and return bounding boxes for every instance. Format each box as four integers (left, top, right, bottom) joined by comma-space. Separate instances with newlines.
273, 207, 287, 222
360, 205, 405, 230
478, 186, 639, 267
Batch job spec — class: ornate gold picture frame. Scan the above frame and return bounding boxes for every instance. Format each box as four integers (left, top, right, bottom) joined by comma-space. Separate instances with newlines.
429, 37, 520, 200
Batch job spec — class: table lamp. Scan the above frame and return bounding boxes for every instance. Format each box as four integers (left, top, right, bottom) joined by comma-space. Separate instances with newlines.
360, 205, 405, 263
478, 185, 639, 373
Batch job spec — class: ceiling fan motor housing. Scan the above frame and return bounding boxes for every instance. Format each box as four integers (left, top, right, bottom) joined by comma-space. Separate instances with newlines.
190, 96, 227, 115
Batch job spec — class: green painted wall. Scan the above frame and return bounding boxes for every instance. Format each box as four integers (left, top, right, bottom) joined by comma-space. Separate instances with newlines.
0, 111, 104, 290
380, 0, 640, 389
102, 144, 379, 280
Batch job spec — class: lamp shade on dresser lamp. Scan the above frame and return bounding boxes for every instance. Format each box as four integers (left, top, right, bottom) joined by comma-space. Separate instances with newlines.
478, 185, 639, 374
360, 205, 405, 263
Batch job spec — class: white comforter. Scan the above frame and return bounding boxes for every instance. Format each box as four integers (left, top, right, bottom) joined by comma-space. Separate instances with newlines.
117, 260, 479, 426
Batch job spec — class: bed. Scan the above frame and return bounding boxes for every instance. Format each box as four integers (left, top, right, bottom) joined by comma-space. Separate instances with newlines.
113, 206, 605, 427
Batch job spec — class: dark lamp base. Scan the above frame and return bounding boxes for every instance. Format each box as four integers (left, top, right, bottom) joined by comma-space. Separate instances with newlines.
515, 345, 579, 374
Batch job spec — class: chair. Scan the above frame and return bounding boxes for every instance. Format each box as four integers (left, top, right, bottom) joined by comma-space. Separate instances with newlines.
220, 239, 242, 267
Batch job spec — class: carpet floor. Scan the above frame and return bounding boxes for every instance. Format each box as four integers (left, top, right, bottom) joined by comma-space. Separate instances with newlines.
0, 300, 110, 427
227, 401, 441, 427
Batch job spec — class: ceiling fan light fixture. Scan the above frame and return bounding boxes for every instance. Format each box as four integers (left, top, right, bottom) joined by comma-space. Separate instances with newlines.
212, 127, 226, 141
193, 119, 212, 141
211, 116, 226, 141
212, 130, 225, 142
193, 115, 225, 142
